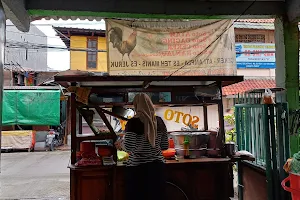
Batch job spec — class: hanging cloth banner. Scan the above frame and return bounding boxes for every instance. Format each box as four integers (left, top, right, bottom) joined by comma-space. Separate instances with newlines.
106, 19, 236, 76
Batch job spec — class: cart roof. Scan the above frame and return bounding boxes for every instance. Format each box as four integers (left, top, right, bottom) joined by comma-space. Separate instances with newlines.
54, 72, 243, 89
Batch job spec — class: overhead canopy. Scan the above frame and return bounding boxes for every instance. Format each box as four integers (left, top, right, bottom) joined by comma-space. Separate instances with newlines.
26, 0, 285, 19
2, 0, 295, 32
55, 74, 244, 89
2, 90, 60, 126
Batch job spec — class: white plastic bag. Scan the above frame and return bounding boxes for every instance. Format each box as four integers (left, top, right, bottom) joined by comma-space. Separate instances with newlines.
263, 88, 274, 104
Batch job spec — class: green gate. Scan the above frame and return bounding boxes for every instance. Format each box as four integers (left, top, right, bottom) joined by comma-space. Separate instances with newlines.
235, 103, 290, 200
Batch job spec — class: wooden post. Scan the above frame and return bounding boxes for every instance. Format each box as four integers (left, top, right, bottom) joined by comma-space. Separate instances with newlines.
218, 83, 225, 151
275, 16, 299, 155
70, 93, 77, 164
203, 105, 208, 130
64, 96, 71, 145
78, 114, 82, 135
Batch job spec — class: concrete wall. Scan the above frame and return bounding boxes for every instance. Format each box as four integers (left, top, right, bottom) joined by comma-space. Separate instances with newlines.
237, 68, 275, 78
70, 36, 107, 72
235, 28, 275, 43
3, 70, 12, 86
5, 20, 48, 71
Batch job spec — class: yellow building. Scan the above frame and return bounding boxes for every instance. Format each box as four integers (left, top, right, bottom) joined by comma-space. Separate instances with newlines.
54, 27, 108, 72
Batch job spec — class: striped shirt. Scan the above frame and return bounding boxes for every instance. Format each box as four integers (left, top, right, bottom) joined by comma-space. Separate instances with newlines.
123, 116, 169, 166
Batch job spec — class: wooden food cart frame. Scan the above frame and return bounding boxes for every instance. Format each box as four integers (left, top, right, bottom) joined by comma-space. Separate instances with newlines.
55, 74, 243, 200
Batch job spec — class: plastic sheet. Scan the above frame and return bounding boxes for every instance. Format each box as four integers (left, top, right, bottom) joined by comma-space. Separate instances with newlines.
2, 90, 60, 126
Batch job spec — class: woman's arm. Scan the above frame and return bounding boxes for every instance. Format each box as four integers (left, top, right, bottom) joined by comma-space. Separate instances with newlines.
158, 117, 169, 150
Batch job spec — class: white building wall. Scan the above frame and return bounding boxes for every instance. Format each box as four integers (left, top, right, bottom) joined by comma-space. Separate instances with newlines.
237, 68, 275, 78
5, 20, 48, 71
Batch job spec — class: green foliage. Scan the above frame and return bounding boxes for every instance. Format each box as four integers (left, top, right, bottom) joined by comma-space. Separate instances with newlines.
224, 109, 236, 143
224, 114, 235, 126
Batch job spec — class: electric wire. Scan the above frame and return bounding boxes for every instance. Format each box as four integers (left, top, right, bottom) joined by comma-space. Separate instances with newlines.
164, 0, 257, 79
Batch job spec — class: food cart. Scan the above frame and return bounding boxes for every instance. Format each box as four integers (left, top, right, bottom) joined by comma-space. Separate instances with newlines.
55, 74, 244, 200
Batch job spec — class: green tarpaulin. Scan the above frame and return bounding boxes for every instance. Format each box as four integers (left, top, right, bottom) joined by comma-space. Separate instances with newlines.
2, 90, 60, 126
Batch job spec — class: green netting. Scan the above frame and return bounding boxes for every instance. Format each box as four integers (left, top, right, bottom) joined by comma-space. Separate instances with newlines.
2, 90, 60, 126
291, 151, 300, 174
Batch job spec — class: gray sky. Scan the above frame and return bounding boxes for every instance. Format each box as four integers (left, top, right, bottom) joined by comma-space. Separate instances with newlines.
32, 19, 106, 71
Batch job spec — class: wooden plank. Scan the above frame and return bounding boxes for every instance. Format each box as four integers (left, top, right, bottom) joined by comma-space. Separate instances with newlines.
95, 106, 118, 163
94, 106, 117, 140
98, 107, 128, 121
78, 113, 82, 135
76, 133, 115, 142
165, 157, 230, 164
55, 75, 243, 83
77, 108, 99, 135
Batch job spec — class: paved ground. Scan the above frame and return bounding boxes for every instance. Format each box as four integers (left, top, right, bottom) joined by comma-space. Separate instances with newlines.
0, 151, 70, 200
0, 151, 239, 200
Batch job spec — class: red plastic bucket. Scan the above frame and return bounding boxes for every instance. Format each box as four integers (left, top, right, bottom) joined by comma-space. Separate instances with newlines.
282, 173, 300, 200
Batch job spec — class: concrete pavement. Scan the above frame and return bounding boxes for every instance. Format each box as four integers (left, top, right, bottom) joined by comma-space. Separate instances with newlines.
0, 151, 70, 200
0, 151, 239, 200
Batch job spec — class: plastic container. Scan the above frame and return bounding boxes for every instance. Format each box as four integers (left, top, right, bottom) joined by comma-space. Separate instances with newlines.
80, 142, 95, 153
97, 146, 113, 157
162, 148, 176, 158
281, 173, 300, 200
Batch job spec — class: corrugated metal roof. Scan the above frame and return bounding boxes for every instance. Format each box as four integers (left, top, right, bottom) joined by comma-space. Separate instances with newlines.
53, 26, 105, 34
234, 22, 274, 30
4, 86, 61, 90
53, 26, 105, 48
31, 16, 104, 21
234, 22, 300, 30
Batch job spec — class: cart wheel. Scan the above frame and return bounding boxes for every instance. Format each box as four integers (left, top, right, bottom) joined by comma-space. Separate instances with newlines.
166, 181, 189, 200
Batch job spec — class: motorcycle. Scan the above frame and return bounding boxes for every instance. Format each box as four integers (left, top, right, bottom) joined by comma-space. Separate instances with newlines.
46, 128, 64, 151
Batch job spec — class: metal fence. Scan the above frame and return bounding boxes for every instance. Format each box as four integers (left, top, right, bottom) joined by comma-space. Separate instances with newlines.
235, 103, 290, 200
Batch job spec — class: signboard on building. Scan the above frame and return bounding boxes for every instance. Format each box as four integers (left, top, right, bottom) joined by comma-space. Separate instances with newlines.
236, 43, 276, 69
106, 19, 236, 76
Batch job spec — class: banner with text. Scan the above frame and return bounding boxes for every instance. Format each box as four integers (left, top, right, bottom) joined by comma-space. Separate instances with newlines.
236, 43, 276, 69
155, 106, 219, 131
106, 19, 236, 76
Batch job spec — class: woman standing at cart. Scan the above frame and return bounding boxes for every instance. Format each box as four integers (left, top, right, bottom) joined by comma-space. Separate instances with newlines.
115, 93, 169, 200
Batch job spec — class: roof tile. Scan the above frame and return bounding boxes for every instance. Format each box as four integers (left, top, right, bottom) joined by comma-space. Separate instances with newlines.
237, 19, 275, 23
222, 79, 276, 96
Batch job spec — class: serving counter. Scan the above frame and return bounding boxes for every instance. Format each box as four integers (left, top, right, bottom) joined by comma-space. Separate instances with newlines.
70, 158, 233, 200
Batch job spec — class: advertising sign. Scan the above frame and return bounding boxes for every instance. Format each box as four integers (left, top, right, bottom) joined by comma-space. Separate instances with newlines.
155, 106, 219, 131
106, 19, 236, 76
236, 43, 276, 69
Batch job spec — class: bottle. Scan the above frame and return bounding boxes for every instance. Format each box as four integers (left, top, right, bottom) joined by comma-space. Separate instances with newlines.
169, 138, 175, 148
183, 138, 190, 159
